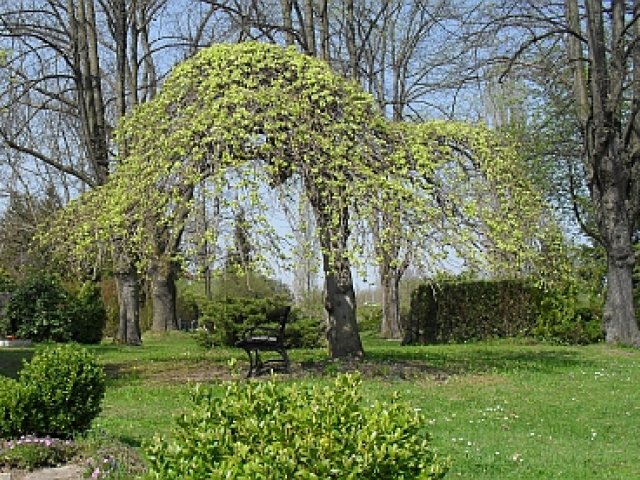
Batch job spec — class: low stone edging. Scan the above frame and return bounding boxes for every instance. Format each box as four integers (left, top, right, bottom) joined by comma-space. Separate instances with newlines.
0, 339, 32, 348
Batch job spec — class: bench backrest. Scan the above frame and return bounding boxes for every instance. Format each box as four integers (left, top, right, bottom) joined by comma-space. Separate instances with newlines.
265, 305, 291, 339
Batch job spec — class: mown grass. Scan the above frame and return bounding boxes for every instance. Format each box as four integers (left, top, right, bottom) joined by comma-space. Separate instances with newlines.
2, 332, 639, 479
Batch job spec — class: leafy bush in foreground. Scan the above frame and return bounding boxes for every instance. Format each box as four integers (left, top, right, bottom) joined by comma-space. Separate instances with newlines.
144, 373, 448, 479
0, 344, 106, 439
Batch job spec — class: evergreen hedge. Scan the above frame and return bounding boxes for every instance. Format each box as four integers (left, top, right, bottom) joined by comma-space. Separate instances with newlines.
404, 279, 602, 345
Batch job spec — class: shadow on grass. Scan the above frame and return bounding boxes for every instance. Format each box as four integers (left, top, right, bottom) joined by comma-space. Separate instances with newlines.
363, 343, 597, 377
0, 348, 33, 378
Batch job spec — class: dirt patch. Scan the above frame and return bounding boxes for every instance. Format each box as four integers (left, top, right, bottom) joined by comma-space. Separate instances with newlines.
103, 357, 454, 385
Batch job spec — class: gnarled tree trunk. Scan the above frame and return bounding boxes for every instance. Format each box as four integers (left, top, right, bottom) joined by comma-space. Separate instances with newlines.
115, 268, 141, 345
149, 258, 178, 331
314, 198, 363, 359
323, 252, 363, 358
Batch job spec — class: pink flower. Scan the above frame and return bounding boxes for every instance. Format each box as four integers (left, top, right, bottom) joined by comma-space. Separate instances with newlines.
91, 467, 101, 479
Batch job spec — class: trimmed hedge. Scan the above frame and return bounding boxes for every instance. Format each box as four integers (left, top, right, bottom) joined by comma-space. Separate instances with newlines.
404, 279, 603, 345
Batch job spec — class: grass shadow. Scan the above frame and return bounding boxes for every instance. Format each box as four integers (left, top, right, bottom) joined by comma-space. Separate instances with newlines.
0, 348, 33, 378
363, 342, 598, 377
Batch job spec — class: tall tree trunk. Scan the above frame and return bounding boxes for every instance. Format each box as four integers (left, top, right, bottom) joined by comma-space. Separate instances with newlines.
322, 252, 363, 358
149, 258, 179, 331
380, 266, 403, 339
564, 0, 640, 346
314, 197, 363, 358
598, 151, 640, 344
115, 268, 142, 345
604, 249, 639, 343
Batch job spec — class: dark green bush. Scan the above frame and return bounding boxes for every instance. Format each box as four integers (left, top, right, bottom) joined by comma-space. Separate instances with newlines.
69, 282, 108, 344
405, 280, 539, 344
533, 287, 603, 344
197, 296, 282, 346
196, 297, 323, 349
18, 344, 106, 438
3, 275, 107, 343
283, 308, 324, 348
5, 274, 73, 342
143, 373, 448, 479
405, 278, 603, 345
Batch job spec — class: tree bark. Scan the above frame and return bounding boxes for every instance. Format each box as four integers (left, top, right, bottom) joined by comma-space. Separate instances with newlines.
149, 258, 179, 331
604, 248, 639, 344
563, 0, 640, 346
322, 252, 364, 358
313, 196, 363, 358
115, 268, 142, 345
380, 266, 403, 339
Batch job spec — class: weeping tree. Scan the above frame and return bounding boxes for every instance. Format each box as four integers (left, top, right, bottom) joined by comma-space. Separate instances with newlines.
44, 42, 564, 357
45, 42, 387, 357
363, 120, 567, 339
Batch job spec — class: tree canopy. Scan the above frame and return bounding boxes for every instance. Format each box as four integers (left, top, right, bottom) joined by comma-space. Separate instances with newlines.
42, 42, 564, 357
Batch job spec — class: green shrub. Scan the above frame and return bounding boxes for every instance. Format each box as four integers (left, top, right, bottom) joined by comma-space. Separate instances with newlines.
283, 308, 324, 348
69, 282, 108, 344
405, 278, 605, 345
3, 276, 107, 343
197, 297, 286, 347
533, 287, 603, 344
196, 298, 323, 349
5, 274, 73, 342
358, 304, 383, 333
18, 344, 106, 438
0, 376, 28, 438
405, 280, 539, 344
144, 373, 448, 479
0, 268, 15, 292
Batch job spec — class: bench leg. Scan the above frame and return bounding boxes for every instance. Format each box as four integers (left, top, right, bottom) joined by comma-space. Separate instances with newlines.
279, 348, 290, 373
244, 348, 289, 377
243, 348, 263, 378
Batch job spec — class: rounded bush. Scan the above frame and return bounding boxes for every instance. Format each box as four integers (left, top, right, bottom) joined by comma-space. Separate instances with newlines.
144, 373, 448, 479
19, 344, 106, 438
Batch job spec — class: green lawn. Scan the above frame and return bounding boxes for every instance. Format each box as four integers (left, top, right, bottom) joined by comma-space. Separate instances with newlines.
2, 332, 639, 479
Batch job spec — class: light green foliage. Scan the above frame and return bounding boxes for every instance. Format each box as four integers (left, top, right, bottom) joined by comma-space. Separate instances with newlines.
0, 376, 28, 438
42, 42, 565, 306
42, 42, 386, 274
370, 120, 567, 281
143, 373, 448, 479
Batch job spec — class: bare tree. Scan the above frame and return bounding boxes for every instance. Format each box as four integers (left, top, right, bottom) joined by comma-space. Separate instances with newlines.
0, 0, 184, 344
472, 0, 640, 346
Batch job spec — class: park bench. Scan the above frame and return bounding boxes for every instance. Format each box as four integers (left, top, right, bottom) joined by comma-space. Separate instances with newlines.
235, 305, 291, 377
